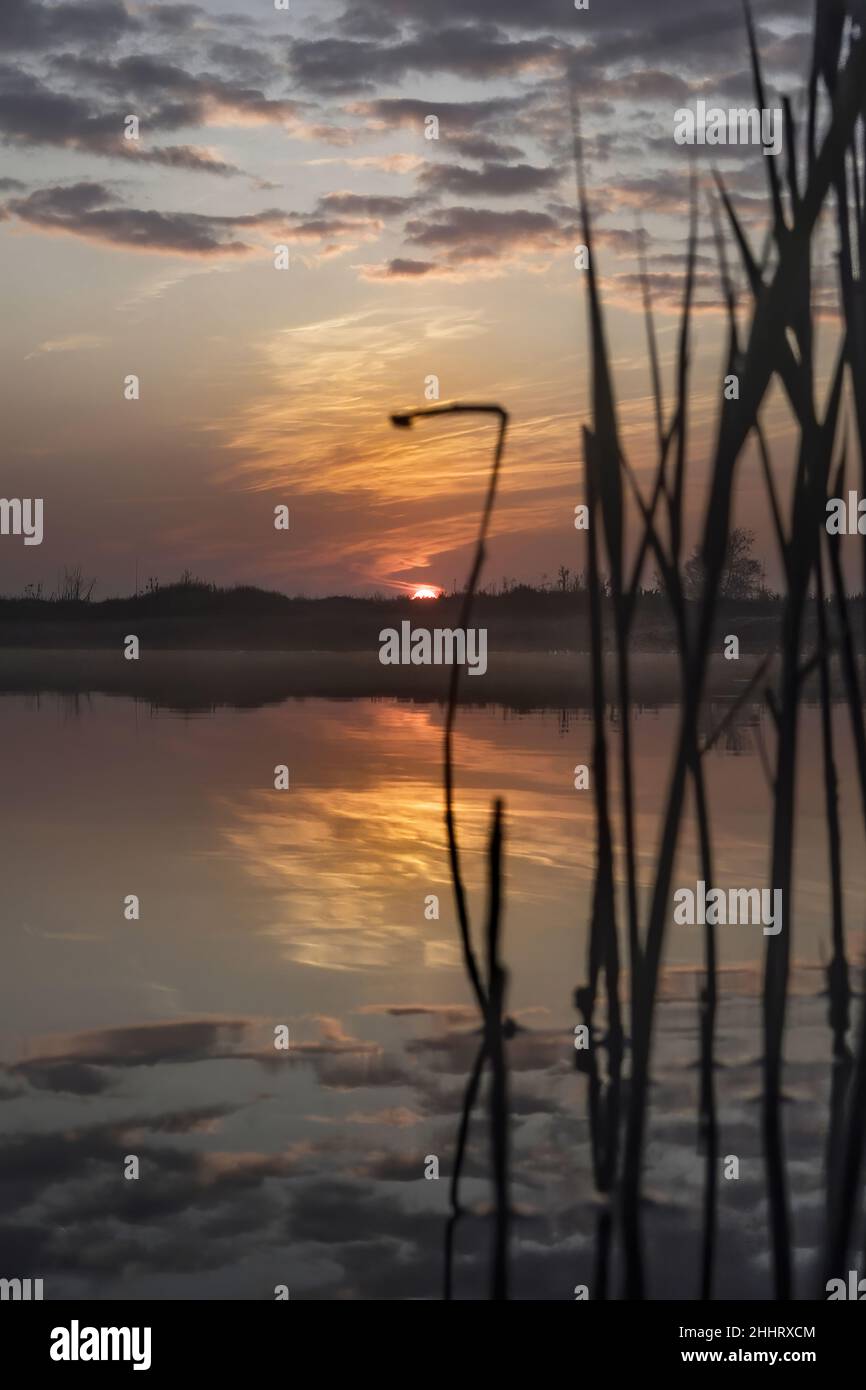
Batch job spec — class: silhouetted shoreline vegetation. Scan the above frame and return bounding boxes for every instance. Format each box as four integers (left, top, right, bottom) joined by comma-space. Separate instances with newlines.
4, 569, 864, 654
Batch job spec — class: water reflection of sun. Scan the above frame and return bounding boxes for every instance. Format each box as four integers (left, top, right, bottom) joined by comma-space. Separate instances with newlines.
218, 702, 593, 971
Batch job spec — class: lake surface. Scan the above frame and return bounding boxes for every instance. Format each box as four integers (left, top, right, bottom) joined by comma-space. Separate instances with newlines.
0, 689, 861, 1298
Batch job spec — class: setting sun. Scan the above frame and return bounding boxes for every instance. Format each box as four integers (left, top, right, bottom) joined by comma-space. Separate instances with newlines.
411, 585, 442, 600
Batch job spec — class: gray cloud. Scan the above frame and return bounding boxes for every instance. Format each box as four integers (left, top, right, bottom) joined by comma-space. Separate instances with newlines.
13, 1060, 113, 1096
349, 93, 534, 137
347, 0, 810, 36
404, 205, 567, 265
448, 134, 527, 161
348, 95, 534, 163
419, 160, 561, 198
290, 25, 566, 95
315, 191, 421, 219
3, 182, 299, 255
146, 2, 208, 34
0, 65, 247, 174
206, 40, 281, 85
51, 52, 303, 127
0, 0, 139, 51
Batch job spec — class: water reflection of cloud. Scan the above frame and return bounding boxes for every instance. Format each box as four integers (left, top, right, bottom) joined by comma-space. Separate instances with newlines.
0, 990, 839, 1299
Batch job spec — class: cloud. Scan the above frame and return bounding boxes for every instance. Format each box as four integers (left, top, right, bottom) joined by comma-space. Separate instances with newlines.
4, 158, 412, 258
12, 1060, 112, 1096
35, 186, 405, 262
348, 95, 533, 163
23, 332, 106, 361
138, 145, 243, 175
0, 0, 139, 51
355, 0, 810, 38
314, 191, 420, 219
0, 64, 248, 174
404, 205, 566, 266
418, 160, 561, 198
289, 24, 566, 95
206, 40, 280, 85
306, 152, 426, 175
0, 64, 124, 148
50, 52, 303, 129
333, 0, 587, 27
585, 67, 695, 102
359, 258, 439, 280
3, 183, 294, 257
600, 268, 728, 314
343, 91, 539, 159
146, 3, 208, 35
0, 51, 322, 178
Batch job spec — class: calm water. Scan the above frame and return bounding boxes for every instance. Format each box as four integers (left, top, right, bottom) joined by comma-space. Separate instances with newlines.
0, 691, 862, 1298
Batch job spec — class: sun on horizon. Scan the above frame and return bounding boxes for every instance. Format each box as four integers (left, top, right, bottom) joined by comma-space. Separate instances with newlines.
410, 585, 442, 600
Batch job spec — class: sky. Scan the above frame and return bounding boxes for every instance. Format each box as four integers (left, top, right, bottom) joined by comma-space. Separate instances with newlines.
0, 0, 832, 597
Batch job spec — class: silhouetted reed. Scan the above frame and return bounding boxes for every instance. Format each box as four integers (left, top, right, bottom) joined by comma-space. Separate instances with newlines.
572, 0, 866, 1302
389, 404, 512, 1299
